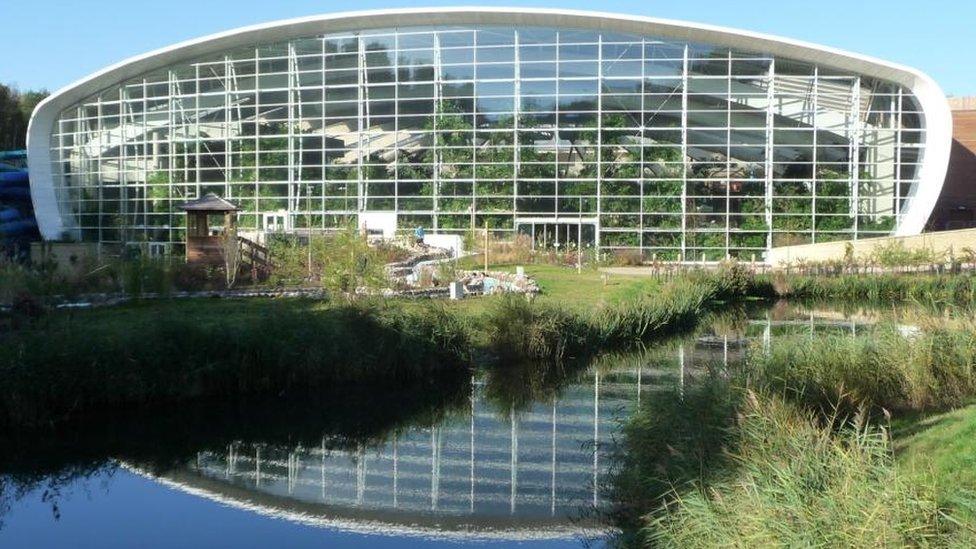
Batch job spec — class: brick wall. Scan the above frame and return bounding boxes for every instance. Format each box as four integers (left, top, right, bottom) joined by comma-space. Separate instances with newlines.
927, 99, 976, 231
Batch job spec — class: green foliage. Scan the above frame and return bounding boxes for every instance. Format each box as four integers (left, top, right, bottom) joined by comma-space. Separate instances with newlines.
482, 294, 595, 361
646, 393, 951, 547
766, 273, 976, 305
611, 313, 976, 546
871, 240, 947, 268
746, 325, 976, 413
898, 403, 976, 528
608, 379, 739, 544
0, 255, 217, 306
268, 225, 388, 292
119, 256, 175, 297
0, 84, 48, 149
598, 277, 711, 346
0, 299, 471, 430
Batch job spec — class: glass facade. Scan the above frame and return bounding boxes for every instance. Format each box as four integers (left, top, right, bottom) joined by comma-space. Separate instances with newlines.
47, 25, 925, 259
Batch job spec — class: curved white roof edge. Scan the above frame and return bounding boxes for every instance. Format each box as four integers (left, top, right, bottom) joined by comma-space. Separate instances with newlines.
27, 7, 952, 240
121, 463, 605, 542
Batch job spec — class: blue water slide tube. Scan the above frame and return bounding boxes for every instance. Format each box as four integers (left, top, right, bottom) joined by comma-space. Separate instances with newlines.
0, 186, 31, 201
0, 207, 21, 222
0, 170, 29, 186
0, 151, 28, 170
0, 219, 37, 237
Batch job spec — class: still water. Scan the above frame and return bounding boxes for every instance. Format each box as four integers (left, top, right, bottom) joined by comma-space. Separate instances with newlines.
0, 302, 897, 547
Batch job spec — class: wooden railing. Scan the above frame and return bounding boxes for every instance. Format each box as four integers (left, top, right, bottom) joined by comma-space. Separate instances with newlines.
238, 235, 272, 280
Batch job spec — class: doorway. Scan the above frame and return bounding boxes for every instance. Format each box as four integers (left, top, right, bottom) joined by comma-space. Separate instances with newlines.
515, 218, 598, 250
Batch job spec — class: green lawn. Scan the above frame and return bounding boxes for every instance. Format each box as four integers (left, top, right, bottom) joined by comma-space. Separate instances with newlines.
897, 402, 976, 527
527, 264, 661, 309
454, 259, 661, 310
26, 262, 662, 335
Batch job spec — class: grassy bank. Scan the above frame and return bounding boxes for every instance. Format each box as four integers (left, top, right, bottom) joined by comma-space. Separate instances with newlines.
0, 267, 754, 431
745, 323, 976, 413
0, 299, 471, 430
898, 403, 976, 526
612, 322, 976, 546
765, 271, 976, 306
11, 262, 958, 433
646, 392, 953, 547
477, 265, 766, 361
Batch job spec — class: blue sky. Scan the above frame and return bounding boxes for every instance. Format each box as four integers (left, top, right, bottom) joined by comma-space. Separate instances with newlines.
4, 0, 974, 96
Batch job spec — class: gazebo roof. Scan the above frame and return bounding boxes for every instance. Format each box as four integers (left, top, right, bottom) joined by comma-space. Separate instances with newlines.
179, 192, 239, 212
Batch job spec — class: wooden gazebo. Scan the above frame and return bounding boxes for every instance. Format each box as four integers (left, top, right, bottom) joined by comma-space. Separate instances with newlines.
179, 193, 239, 265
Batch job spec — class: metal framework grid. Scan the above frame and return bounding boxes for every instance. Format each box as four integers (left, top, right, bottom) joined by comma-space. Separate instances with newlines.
46, 23, 925, 259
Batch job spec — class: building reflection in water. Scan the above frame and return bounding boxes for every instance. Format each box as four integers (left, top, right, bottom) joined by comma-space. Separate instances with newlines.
137, 307, 872, 540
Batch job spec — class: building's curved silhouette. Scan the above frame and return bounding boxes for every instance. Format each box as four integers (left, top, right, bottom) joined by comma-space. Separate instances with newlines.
27, 8, 951, 259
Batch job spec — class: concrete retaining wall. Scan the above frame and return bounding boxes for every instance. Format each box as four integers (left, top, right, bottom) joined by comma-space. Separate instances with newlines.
30, 241, 101, 275
766, 228, 976, 265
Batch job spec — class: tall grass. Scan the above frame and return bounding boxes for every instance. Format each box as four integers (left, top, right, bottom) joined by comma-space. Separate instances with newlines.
610, 317, 976, 545
606, 379, 739, 545
267, 226, 389, 291
481, 272, 737, 362
0, 256, 229, 307
482, 294, 595, 360
646, 392, 952, 547
0, 300, 471, 430
745, 324, 976, 413
766, 272, 976, 306
598, 277, 712, 346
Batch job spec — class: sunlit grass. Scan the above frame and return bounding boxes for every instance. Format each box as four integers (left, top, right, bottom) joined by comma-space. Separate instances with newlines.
897, 402, 976, 530
646, 393, 953, 547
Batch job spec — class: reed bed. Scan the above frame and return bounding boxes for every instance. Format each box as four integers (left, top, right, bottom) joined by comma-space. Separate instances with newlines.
481, 273, 734, 362
765, 272, 976, 305
0, 300, 471, 430
746, 324, 976, 413
612, 319, 976, 546
598, 277, 712, 347
646, 392, 952, 547
606, 379, 739, 546
481, 294, 596, 361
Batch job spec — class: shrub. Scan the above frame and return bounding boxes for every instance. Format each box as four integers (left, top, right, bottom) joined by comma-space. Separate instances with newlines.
478, 233, 534, 266
610, 249, 643, 266
483, 293, 594, 360
267, 225, 389, 291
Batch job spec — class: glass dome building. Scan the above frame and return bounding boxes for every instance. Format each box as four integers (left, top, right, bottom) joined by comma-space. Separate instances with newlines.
27, 8, 952, 260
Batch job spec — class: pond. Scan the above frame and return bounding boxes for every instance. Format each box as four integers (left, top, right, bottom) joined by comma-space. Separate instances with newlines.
0, 301, 910, 548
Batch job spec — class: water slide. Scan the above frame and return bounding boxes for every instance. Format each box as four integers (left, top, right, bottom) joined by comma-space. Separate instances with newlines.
0, 186, 30, 201
0, 206, 20, 222
0, 169, 29, 186
0, 150, 39, 240
0, 218, 37, 237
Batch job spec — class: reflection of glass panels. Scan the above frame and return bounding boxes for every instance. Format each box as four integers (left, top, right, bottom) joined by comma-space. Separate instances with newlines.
127, 305, 879, 539
50, 25, 924, 257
